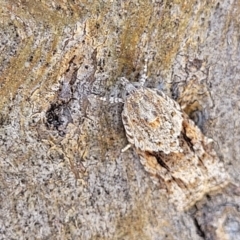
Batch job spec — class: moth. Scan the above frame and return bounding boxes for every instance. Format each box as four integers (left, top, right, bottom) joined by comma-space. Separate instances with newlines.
94, 61, 230, 211
119, 71, 229, 211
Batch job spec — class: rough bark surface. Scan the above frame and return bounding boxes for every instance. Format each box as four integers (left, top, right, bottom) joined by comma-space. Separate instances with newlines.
0, 0, 240, 239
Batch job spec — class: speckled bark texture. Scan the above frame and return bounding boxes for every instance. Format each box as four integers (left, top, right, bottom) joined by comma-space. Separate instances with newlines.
0, 0, 240, 239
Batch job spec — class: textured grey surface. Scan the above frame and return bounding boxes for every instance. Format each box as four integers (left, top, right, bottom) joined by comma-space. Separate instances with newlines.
0, 0, 240, 239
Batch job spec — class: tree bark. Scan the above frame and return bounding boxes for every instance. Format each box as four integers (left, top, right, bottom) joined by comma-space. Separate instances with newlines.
0, 0, 240, 239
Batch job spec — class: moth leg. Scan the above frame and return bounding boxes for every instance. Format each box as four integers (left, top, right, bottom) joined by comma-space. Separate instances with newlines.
139, 58, 148, 86
109, 97, 124, 103
91, 95, 124, 104
121, 143, 132, 152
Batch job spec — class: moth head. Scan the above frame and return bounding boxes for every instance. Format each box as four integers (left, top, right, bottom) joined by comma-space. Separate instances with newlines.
120, 77, 142, 98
